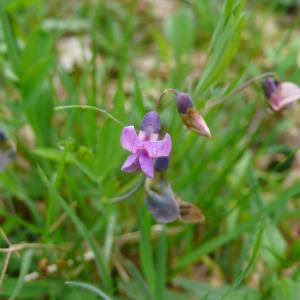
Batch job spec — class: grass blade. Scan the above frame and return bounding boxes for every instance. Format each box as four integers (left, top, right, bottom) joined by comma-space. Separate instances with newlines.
65, 281, 113, 300
37, 166, 112, 293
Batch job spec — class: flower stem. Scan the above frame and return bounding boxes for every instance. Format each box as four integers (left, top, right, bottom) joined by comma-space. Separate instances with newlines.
156, 88, 178, 110
220, 72, 276, 102
205, 72, 276, 112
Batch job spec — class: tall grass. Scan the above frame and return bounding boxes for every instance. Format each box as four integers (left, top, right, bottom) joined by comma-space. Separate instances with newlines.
1, 0, 300, 299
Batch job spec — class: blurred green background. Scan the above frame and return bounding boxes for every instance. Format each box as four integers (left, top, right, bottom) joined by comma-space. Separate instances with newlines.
1, 0, 300, 299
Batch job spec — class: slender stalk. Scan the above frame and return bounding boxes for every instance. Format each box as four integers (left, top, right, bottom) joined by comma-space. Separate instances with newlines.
54, 105, 124, 126
220, 72, 276, 102
205, 72, 276, 112
109, 177, 145, 204
156, 88, 178, 110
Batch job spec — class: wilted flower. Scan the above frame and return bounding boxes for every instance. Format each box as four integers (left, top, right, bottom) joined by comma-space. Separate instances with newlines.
121, 112, 172, 178
175, 92, 211, 137
262, 76, 300, 111
145, 156, 205, 224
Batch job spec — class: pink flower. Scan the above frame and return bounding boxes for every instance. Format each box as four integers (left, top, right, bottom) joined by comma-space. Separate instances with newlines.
262, 77, 300, 111
120, 112, 172, 178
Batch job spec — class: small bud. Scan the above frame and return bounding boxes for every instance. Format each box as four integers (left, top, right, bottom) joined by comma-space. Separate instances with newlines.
262, 76, 279, 99
175, 92, 211, 138
175, 93, 193, 113
154, 156, 169, 172
141, 111, 160, 135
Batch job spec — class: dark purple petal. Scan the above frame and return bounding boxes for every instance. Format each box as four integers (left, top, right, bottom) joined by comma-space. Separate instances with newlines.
154, 157, 169, 172
262, 76, 279, 99
141, 111, 161, 135
121, 153, 140, 172
120, 126, 139, 153
143, 133, 172, 158
176, 92, 193, 113
139, 152, 154, 178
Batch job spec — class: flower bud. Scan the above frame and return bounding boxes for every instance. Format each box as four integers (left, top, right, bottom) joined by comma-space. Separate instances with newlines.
262, 76, 279, 99
154, 156, 169, 172
175, 92, 211, 138
175, 93, 193, 113
141, 111, 160, 135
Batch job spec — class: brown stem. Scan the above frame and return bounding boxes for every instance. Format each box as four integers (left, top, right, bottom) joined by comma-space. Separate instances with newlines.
156, 88, 178, 110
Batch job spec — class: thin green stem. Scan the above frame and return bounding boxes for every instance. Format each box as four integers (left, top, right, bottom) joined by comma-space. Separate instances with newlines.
54, 105, 124, 126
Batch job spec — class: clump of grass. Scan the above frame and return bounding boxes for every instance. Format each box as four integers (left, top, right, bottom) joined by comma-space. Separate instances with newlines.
1, 0, 300, 299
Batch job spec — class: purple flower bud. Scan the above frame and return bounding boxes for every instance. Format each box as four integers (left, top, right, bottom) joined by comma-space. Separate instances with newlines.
175, 93, 193, 113
141, 111, 161, 135
172, 91, 211, 138
262, 76, 279, 99
154, 156, 169, 172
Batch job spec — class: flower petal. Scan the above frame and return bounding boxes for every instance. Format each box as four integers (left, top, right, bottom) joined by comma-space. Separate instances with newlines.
139, 152, 154, 178
121, 153, 139, 172
277, 82, 300, 109
143, 133, 172, 158
120, 126, 139, 153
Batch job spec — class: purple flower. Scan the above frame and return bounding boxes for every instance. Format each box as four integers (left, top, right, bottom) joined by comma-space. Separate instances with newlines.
120, 112, 172, 178
175, 92, 211, 138
262, 77, 300, 111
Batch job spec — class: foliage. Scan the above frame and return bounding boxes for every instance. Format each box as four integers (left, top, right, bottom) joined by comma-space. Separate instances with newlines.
1, 0, 300, 299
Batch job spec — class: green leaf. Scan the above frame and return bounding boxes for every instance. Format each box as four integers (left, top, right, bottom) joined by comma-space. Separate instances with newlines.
0, 1, 20, 75
65, 281, 113, 300
9, 250, 33, 300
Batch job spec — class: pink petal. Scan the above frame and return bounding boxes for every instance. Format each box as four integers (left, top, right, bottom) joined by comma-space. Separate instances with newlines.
277, 82, 300, 109
120, 126, 140, 153
191, 113, 211, 138
143, 133, 172, 158
121, 153, 139, 172
139, 152, 154, 178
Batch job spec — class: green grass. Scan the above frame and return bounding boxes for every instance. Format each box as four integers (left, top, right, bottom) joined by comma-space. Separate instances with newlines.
1, 0, 300, 299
